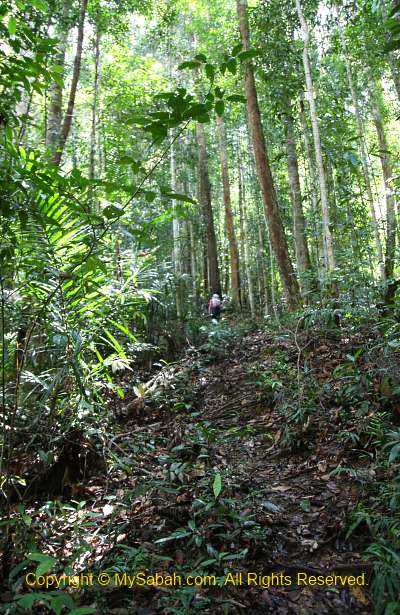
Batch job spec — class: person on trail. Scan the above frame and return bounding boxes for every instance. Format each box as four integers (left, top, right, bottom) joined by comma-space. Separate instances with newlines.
208, 292, 221, 321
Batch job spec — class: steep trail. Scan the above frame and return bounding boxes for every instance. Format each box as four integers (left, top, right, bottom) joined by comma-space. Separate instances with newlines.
179, 329, 371, 613
104, 327, 372, 613
10, 326, 374, 614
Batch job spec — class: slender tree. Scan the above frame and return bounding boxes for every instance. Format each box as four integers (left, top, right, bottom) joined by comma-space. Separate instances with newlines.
295, 0, 335, 274
238, 140, 256, 316
54, 0, 89, 166
46, 2, 70, 156
196, 123, 221, 295
89, 26, 101, 181
237, 0, 300, 310
283, 99, 313, 296
216, 115, 241, 306
370, 82, 397, 282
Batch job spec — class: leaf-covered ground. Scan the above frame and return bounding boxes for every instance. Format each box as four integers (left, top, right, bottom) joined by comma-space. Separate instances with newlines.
8, 317, 395, 614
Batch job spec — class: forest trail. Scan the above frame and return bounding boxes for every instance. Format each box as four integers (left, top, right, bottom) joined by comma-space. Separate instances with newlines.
98, 325, 373, 614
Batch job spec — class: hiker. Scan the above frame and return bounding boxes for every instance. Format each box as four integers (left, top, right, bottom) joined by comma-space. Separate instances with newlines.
208, 292, 221, 321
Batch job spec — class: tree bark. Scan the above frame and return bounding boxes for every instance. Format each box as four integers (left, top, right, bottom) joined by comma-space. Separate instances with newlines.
216, 115, 241, 307
340, 32, 384, 279
370, 82, 397, 281
299, 95, 323, 276
196, 123, 221, 296
283, 102, 313, 296
170, 130, 183, 318
46, 2, 70, 157
188, 220, 197, 294
89, 27, 101, 181
295, 0, 335, 274
237, 0, 300, 310
53, 0, 88, 166
238, 146, 256, 317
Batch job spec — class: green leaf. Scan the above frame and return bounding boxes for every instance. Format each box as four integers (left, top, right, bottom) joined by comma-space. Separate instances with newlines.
119, 155, 135, 164
83, 256, 107, 275
8, 16, 17, 35
227, 94, 246, 103
28, 553, 57, 576
226, 58, 237, 75
22, 514, 32, 526
237, 48, 262, 61
215, 100, 225, 116
49, 64, 64, 73
163, 191, 196, 204
28, 552, 56, 563
51, 593, 76, 615
299, 499, 311, 512
16, 594, 50, 609
194, 53, 207, 63
155, 529, 191, 543
144, 190, 156, 203
196, 115, 210, 123
215, 86, 224, 99
178, 60, 201, 70
183, 103, 208, 119
107, 319, 137, 342
231, 43, 243, 56
213, 473, 222, 498
126, 115, 149, 126
205, 63, 215, 81
103, 328, 124, 354
103, 205, 123, 219
30, 0, 48, 10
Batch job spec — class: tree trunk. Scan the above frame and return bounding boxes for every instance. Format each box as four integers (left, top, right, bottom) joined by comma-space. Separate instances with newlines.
196, 123, 221, 295
188, 220, 197, 294
89, 27, 101, 181
299, 95, 323, 277
237, 0, 300, 310
216, 115, 241, 307
46, 3, 70, 157
283, 102, 313, 296
370, 82, 397, 281
295, 0, 335, 274
340, 34, 384, 278
53, 0, 88, 166
238, 148, 256, 317
170, 130, 183, 318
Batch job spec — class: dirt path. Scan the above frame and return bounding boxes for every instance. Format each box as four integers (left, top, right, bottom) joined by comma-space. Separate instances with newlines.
101, 328, 372, 614
182, 330, 371, 613
11, 328, 373, 614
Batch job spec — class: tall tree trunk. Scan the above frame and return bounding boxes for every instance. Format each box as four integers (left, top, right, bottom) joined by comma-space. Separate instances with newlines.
283, 102, 313, 296
196, 123, 221, 295
237, 0, 300, 310
238, 148, 256, 317
295, 0, 335, 274
216, 115, 241, 307
170, 131, 183, 319
299, 95, 323, 276
46, 2, 70, 157
89, 27, 101, 181
188, 220, 197, 294
340, 33, 384, 278
370, 82, 397, 281
53, 0, 88, 166
237, 145, 246, 299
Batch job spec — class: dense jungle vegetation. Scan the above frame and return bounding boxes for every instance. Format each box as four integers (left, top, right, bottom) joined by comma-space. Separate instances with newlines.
1, 0, 400, 613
